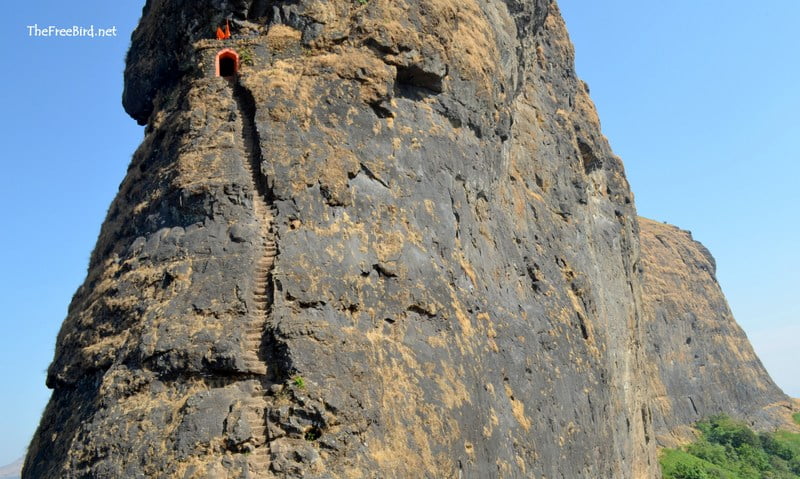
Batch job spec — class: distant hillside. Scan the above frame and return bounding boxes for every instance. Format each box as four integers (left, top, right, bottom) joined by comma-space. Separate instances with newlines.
0, 456, 22, 479
639, 217, 797, 446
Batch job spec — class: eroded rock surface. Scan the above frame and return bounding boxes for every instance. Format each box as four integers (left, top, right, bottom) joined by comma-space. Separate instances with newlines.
24, 1, 795, 478
27, 1, 659, 477
639, 218, 797, 447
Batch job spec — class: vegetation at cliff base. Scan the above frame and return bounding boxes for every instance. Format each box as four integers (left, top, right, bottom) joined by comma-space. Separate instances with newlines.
660, 415, 800, 479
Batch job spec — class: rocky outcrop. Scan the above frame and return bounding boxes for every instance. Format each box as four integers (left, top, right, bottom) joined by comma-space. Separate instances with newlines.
639, 218, 797, 447
26, 0, 661, 477
23, 0, 794, 478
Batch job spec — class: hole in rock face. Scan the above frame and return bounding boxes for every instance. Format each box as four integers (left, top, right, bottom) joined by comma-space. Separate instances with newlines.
216, 49, 239, 77
304, 426, 322, 441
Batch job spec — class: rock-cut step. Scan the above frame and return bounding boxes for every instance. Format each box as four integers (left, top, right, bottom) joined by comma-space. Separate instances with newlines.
242, 354, 267, 375
247, 451, 271, 476
241, 387, 271, 474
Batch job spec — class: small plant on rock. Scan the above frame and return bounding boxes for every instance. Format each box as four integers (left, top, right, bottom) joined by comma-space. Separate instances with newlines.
304, 427, 321, 441
239, 47, 254, 66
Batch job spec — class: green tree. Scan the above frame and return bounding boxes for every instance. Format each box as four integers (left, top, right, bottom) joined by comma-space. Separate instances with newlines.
687, 440, 727, 467
672, 462, 710, 479
661, 414, 800, 479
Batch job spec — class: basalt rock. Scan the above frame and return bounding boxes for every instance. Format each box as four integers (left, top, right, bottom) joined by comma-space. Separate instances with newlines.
639, 218, 797, 447
24, 1, 793, 478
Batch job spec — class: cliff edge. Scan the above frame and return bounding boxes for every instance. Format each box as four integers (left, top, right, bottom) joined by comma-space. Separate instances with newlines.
639, 217, 797, 447
26, 0, 658, 477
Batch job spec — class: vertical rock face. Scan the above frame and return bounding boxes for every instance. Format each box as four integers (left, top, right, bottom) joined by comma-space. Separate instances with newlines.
27, 0, 792, 477
639, 218, 796, 447
25, 0, 797, 477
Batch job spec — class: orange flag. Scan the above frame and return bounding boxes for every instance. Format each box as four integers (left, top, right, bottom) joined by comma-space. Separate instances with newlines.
225, 20, 231, 39
216, 27, 225, 40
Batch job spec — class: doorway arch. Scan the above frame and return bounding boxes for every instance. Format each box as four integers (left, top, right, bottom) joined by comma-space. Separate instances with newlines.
216, 49, 240, 77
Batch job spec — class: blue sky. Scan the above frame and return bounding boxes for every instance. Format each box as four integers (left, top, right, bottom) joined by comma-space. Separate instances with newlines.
558, 0, 800, 402
0, 0, 797, 467
1, 1, 143, 465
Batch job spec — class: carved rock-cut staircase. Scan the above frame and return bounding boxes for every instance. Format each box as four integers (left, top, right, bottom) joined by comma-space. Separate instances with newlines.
241, 197, 277, 376
231, 78, 278, 476
242, 382, 272, 476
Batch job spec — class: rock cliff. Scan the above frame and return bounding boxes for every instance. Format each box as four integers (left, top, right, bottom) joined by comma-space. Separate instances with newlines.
638, 218, 797, 447
23, 1, 793, 478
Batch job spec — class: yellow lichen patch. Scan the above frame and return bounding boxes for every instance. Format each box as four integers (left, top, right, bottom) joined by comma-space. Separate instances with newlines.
515, 455, 527, 474
304, 210, 368, 240
435, 363, 471, 410
246, 60, 305, 103
343, 468, 365, 479
266, 24, 301, 51
81, 331, 129, 364
313, 50, 394, 105
423, 199, 436, 216
426, 332, 448, 349
374, 230, 404, 264
505, 182, 528, 220
302, 0, 344, 30
320, 146, 360, 201
365, 334, 443, 476
458, 253, 478, 288
478, 223, 494, 246
535, 44, 546, 68
555, 306, 572, 326
398, 210, 425, 249
420, 0, 499, 93
478, 313, 499, 352
464, 441, 475, 459
176, 149, 236, 188
132, 189, 162, 216
504, 383, 532, 432
448, 290, 474, 338
526, 187, 545, 204
496, 459, 512, 476
571, 82, 601, 130
564, 421, 579, 440
482, 407, 500, 438
566, 288, 585, 315
359, 2, 417, 46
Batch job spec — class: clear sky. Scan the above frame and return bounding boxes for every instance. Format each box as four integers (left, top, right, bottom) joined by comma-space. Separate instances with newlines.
0, 0, 797, 468
558, 0, 800, 401
1, 1, 144, 466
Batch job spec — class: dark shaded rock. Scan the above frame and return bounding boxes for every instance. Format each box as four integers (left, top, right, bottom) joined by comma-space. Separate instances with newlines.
175, 389, 238, 457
